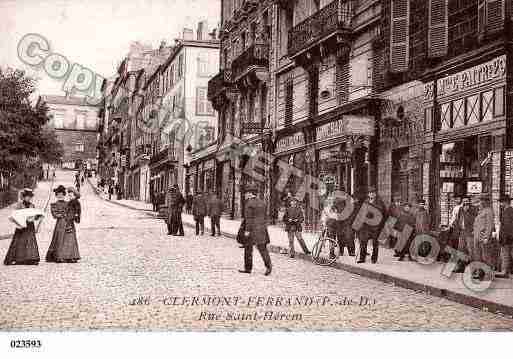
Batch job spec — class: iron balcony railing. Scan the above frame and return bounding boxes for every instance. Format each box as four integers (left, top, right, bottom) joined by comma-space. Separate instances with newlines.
231, 43, 270, 81
207, 69, 233, 101
288, 0, 352, 57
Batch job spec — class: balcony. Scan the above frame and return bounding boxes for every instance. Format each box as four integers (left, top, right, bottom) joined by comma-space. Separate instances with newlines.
231, 43, 269, 82
288, 0, 352, 59
207, 69, 233, 102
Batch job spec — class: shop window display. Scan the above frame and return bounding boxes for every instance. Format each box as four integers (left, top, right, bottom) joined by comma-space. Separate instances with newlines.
438, 136, 492, 226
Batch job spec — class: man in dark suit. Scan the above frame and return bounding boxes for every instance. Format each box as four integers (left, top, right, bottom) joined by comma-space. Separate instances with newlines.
356, 187, 386, 264
166, 185, 185, 236
496, 195, 513, 278
193, 192, 207, 236
208, 192, 224, 237
239, 185, 272, 276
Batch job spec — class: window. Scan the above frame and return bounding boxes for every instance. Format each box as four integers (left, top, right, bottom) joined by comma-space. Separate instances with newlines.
196, 87, 214, 115
279, 5, 293, 57
494, 87, 505, 117
481, 90, 494, 123
452, 99, 465, 128
52, 111, 65, 128
390, 0, 410, 73
440, 102, 452, 130
466, 95, 480, 125
197, 53, 209, 77
428, 0, 448, 58
74, 143, 85, 152
75, 111, 87, 129
178, 54, 184, 79
478, 0, 505, 35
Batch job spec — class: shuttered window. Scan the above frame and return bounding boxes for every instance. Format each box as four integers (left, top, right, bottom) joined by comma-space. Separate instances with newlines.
390, 0, 410, 73
285, 78, 293, 126
428, 0, 448, 58
478, 0, 505, 34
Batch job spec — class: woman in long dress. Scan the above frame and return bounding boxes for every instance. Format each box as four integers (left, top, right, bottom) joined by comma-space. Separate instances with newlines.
4, 189, 40, 265
46, 185, 81, 263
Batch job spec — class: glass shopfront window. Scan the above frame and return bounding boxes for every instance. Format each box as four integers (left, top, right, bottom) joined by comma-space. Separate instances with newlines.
438, 136, 492, 226
317, 145, 350, 208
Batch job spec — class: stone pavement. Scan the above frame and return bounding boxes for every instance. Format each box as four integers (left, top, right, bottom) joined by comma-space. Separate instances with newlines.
1, 170, 512, 330
93, 184, 513, 317
0, 178, 55, 240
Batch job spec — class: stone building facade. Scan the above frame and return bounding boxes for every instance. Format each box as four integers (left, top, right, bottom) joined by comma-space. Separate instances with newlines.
38, 95, 99, 170
200, 0, 513, 232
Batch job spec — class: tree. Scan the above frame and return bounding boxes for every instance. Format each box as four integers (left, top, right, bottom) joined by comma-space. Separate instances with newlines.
0, 67, 63, 175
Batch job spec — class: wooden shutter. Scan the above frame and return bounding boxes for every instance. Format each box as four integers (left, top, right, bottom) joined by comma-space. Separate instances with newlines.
285, 78, 293, 125
428, 0, 448, 58
486, 0, 505, 33
390, 0, 410, 73
479, 0, 505, 34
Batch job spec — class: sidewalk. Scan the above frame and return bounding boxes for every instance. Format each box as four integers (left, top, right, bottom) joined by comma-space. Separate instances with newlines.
88, 180, 513, 318
0, 179, 54, 240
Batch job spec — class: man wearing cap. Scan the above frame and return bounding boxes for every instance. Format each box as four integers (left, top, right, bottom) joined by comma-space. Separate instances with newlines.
239, 184, 272, 276
283, 197, 310, 258
356, 187, 386, 264
496, 194, 513, 278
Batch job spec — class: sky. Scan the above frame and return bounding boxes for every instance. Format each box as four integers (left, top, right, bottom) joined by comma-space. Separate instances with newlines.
0, 0, 220, 99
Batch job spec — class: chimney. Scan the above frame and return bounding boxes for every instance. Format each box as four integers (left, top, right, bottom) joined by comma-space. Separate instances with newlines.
182, 28, 194, 40
197, 20, 208, 40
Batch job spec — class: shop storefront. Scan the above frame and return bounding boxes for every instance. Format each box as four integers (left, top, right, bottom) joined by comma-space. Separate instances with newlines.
219, 160, 233, 216
428, 55, 508, 228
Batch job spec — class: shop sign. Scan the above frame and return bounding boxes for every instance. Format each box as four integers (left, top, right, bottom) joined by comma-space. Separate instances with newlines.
467, 181, 483, 194
316, 115, 374, 141
276, 132, 305, 152
437, 55, 506, 99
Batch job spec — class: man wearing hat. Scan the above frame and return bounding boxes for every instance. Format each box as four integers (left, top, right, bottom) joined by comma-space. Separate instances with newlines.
166, 185, 185, 236
239, 184, 272, 275
192, 190, 207, 236
356, 186, 386, 264
472, 193, 496, 279
496, 194, 513, 278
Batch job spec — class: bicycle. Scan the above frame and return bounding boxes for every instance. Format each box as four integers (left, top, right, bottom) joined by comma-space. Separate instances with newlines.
311, 228, 341, 266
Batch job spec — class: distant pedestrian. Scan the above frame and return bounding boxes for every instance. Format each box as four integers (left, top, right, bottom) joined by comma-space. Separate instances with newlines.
357, 187, 386, 264
496, 195, 513, 278
208, 192, 224, 237
166, 185, 185, 236
332, 190, 356, 257
238, 184, 272, 276
389, 195, 403, 256
186, 192, 193, 214
193, 192, 207, 236
283, 197, 310, 258
4, 189, 41, 266
108, 185, 114, 200
46, 185, 81, 263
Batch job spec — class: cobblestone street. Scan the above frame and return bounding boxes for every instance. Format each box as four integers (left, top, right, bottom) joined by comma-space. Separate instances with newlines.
1, 171, 513, 331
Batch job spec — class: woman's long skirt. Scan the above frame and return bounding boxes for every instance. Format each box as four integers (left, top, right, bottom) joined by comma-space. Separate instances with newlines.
4, 223, 40, 265
46, 219, 80, 262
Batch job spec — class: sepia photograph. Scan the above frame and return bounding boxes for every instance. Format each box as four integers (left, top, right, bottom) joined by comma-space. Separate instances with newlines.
1, 0, 513, 356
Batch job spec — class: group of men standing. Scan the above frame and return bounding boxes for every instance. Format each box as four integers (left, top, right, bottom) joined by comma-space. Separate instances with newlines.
449, 194, 513, 279
164, 185, 224, 237
318, 186, 432, 264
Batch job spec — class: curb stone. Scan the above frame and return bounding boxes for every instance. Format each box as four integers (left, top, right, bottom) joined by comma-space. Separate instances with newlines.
87, 180, 513, 318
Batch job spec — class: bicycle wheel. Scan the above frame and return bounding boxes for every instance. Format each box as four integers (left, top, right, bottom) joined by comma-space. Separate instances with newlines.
312, 236, 339, 266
